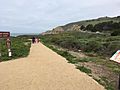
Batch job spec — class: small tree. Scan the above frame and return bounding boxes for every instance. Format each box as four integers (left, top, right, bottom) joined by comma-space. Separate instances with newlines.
111, 30, 120, 36
80, 25, 85, 30
85, 24, 94, 31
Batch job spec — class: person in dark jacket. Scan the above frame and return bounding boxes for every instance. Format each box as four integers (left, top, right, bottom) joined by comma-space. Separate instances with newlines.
32, 37, 35, 44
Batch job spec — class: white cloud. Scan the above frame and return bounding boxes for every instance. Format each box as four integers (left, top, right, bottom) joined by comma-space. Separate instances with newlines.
0, 0, 119, 33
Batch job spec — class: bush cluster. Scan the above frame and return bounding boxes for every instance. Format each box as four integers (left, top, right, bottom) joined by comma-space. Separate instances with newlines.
82, 21, 120, 32
40, 32, 120, 57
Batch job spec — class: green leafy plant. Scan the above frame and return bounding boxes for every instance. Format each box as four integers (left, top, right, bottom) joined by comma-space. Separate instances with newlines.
76, 65, 92, 74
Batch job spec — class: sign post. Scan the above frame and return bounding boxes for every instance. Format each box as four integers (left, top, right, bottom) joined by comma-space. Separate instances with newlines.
110, 50, 120, 90
110, 50, 120, 63
0, 32, 12, 57
6, 38, 12, 57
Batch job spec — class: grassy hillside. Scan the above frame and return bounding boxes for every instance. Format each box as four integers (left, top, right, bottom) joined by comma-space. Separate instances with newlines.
63, 16, 120, 28
42, 16, 120, 35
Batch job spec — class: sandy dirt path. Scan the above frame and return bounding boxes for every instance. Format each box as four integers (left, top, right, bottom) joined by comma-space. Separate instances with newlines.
0, 43, 105, 90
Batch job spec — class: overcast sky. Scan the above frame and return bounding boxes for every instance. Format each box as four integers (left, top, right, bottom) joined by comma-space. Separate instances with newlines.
0, 0, 120, 33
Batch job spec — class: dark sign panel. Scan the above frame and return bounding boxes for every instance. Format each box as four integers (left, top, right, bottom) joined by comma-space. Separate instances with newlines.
0, 32, 10, 38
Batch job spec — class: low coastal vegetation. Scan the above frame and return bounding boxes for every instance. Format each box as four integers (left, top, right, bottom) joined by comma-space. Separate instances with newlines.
40, 31, 120, 57
40, 31, 120, 90
81, 21, 120, 33
0, 37, 31, 61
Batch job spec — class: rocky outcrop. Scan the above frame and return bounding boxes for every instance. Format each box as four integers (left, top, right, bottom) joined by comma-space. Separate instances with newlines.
41, 26, 64, 35
41, 25, 81, 35
41, 31, 53, 35
53, 26, 64, 33
63, 24, 81, 31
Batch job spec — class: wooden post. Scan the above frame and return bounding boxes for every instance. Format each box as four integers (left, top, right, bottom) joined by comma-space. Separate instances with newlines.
0, 32, 12, 57
6, 37, 12, 57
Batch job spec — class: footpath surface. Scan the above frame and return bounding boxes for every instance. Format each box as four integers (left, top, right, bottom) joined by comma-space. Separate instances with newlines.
0, 43, 105, 90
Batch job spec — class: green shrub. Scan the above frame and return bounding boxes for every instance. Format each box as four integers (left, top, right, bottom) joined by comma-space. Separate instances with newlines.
76, 66, 92, 74
111, 30, 120, 36
84, 40, 101, 52
77, 57, 96, 62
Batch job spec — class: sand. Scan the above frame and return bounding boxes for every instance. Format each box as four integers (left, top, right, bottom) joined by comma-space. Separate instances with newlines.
0, 42, 105, 90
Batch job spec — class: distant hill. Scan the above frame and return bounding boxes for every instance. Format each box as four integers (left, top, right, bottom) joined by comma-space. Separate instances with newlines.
41, 16, 120, 35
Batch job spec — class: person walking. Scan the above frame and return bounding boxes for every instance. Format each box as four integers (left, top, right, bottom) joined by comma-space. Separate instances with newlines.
32, 37, 35, 44
35, 38, 39, 43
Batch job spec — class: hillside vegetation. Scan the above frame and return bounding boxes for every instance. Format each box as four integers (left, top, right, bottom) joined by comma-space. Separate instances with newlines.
61, 16, 120, 32
42, 16, 120, 35
41, 31, 120, 57
63, 16, 120, 27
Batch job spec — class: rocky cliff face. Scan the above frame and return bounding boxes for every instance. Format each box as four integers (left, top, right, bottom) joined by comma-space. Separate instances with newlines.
63, 24, 81, 31
42, 24, 82, 35
41, 26, 64, 35
53, 26, 64, 33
